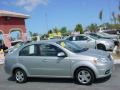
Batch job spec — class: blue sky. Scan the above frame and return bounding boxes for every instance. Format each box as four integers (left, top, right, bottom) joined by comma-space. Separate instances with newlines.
0, 0, 119, 34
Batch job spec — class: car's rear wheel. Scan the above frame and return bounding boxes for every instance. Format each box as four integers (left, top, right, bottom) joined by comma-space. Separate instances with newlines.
14, 69, 27, 83
97, 44, 106, 51
75, 68, 95, 85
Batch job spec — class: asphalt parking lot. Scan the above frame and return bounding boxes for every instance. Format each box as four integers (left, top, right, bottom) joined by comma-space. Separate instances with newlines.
0, 64, 120, 90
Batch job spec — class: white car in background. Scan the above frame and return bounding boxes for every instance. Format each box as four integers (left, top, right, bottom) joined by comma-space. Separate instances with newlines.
66, 34, 115, 51
89, 33, 119, 46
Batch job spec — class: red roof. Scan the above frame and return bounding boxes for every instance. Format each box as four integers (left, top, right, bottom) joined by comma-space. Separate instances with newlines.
0, 10, 29, 19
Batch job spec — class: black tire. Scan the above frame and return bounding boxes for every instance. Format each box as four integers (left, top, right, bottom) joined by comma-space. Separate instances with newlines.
74, 68, 95, 85
14, 69, 27, 83
97, 44, 106, 51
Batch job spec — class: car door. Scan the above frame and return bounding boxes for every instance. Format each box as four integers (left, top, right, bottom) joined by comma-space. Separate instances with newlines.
18, 44, 42, 75
83, 36, 96, 48
74, 35, 95, 49
75, 35, 89, 48
67, 36, 87, 48
37, 43, 71, 77
18, 43, 71, 77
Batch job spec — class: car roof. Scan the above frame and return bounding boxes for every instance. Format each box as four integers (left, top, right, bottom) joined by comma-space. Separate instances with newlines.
28, 39, 65, 45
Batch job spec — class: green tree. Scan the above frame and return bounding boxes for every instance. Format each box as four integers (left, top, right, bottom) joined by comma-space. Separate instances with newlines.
60, 27, 68, 36
60, 27, 67, 33
29, 31, 33, 37
111, 12, 117, 24
110, 1, 120, 24
99, 23, 109, 29
74, 24, 83, 34
117, 14, 120, 24
47, 30, 53, 34
87, 23, 98, 32
32, 33, 38, 41
53, 27, 59, 33
100, 23, 120, 29
32, 33, 38, 36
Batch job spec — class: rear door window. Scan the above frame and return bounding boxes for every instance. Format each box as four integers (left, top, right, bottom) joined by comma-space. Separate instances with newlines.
19, 44, 38, 56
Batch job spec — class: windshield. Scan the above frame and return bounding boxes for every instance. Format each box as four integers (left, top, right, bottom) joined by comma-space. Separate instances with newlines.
56, 40, 88, 53
97, 33, 112, 39
98, 33, 112, 37
88, 35, 99, 40
89, 33, 109, 39
99, 33, 109, 36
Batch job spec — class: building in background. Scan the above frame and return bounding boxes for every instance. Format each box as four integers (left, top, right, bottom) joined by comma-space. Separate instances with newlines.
0, 10, 29, 48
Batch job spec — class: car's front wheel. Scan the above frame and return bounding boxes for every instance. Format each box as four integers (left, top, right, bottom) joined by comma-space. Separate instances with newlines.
14, 69, 27, 83
75, 68, 95, 85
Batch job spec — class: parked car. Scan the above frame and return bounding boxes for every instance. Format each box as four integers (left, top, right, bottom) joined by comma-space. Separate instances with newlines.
99, 29, 120, 35
89, 33, 119, 46
4, 40, 31, 54
66, 34, 115, 51
4, 39, 113, 85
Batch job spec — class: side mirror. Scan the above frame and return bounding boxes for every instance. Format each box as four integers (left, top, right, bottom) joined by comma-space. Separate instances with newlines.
57, 52, 66, 57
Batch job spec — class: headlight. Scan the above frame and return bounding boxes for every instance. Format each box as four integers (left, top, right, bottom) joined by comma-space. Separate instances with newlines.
92, 58, 108, 65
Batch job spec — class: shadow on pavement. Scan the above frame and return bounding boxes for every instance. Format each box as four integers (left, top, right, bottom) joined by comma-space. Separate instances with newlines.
94, 75, 111, 84
28, 78, 74, 83
8, 76, 16, 81
8, 75, 111, 84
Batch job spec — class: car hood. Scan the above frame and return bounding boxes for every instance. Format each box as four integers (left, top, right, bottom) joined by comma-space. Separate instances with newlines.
97, 38, 113, 42
78, 48, 109, 58
96, 38, 114, 44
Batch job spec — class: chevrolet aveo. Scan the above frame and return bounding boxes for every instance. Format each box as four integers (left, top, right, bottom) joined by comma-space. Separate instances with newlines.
4, 39, 114, 85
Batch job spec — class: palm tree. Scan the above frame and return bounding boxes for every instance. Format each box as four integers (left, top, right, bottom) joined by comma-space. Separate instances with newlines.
118, 0, 120, 11
111, 12, 117, 24
99, 10, 103, 21
74, 24, 83, 34
87, 23, 98, 32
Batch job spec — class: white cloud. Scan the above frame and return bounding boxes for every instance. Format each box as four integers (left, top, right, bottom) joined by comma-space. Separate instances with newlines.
4, 0, 48, 12
15, 0, 48, 12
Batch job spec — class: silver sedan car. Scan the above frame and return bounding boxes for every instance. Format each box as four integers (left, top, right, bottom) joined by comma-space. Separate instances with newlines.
66, 34, 115, 51
4, 39, 113, 85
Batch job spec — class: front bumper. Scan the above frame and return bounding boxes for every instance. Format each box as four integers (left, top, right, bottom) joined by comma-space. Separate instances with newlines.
95, 61, 114, 78
105, 44, 115, 50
